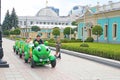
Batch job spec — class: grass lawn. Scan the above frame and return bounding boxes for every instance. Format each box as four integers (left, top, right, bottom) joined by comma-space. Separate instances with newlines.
62, 42, 120, 53
49, 42, 120, 61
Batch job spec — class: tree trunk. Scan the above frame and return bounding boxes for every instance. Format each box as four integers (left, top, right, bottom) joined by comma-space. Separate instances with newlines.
97, 35, 98, 42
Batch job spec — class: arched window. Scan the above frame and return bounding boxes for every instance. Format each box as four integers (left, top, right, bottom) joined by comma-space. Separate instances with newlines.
44, 22, 46, 24
82, 27, 83, 36
88, 29, 91, 37
104, 25, 108, 38
51, 22, 53, 25
55, 23, 57, 25
59, 23, 61, 25
113, 24, 117, 38
30, 21, 33, 25
24, 21, 26, 25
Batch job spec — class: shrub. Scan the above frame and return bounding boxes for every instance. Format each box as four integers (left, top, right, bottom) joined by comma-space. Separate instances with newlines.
14, 28, 21, 35
85, 37, 94, 42
61, 39, 82, 43
10, 30, 14, 35
80, 43, 89, 47
61, 38, 70, 43
48, 38, 55, 43
3, 30, 10, 36
71, 38, 75, 40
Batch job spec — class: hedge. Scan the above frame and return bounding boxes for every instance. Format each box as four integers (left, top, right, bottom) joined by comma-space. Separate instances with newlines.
48, 43, 120, 61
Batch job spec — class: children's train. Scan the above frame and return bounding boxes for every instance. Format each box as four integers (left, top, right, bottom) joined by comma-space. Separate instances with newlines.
13, 40, 56, 68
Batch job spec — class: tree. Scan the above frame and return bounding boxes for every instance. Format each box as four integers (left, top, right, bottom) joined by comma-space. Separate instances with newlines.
10, 30, 14, 35
2, 10, 11, 31
72, 21, 78, 33
10, 8, 18, 29
31, 26, 40, 32
52, 27, 60, 38
2, 8, 18, 30
63, 27, 74, 38
14, 28, 21, 35
3, 30, 10, 36
92, 25, 103, 42
71, 21, 78, 26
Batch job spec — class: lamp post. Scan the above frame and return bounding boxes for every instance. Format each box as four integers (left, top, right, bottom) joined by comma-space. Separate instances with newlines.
83, 6, 87, 43
0, 0, 9, 67
83, 7, 85, 43
26, 16, 28, 38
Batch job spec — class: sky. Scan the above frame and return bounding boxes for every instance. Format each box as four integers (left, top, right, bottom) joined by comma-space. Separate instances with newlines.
1, 0, 120, 23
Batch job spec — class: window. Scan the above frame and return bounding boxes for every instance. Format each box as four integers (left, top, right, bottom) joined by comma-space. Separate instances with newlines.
51, 22, 53, 25
66, 23, 68, 25
47, 22, 50, 25
36, 22, 38, 24
59, 23, 61, 25
24, 21, 26, 25
44, 22, 46, 24
88, 29, 91, 37
19, 21, 22, 25
40, 22, 42, 24
47, 33, 51, 38
113, 24, 117, 38
104, 25, 108, 38
73, 6, 78, 10
55, 23, 57, 25
30, 21, 33, 25
82, 27, 83, 36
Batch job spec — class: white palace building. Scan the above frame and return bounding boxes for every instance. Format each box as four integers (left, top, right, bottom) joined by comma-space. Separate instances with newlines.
18, 6, 77, 39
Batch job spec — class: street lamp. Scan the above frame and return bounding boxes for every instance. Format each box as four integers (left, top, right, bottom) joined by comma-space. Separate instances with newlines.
26, 16, 28, 38
83, 6, 87, 43
0, 0, 9, 67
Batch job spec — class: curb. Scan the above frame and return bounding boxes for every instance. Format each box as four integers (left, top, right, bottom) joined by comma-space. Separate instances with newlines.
50, 47, 120, 69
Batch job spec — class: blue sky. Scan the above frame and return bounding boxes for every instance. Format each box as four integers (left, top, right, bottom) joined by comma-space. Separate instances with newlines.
1, 0, 120, 22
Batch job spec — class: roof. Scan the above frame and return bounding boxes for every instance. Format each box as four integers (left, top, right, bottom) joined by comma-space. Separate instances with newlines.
35, 7, 58, 17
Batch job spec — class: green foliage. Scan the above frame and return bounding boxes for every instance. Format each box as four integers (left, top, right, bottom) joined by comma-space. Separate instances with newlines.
2, 10, 11, 30
71, 38, 75, 40
10, 8, 18, 28
2, 8, 18, 31
80, 43, 89, 47
61, 39, 82, 43
85, 37, 94, 42
92, 25, 103, 42
52, 27, 60, 37
10, 30, 14, 35
71, 21, 78, 26
61, 38, 70, 43
63, 27, 74, 35
3, 30, 10, 36
31, 26, 40, 32
92, 25, 103, 35
48, 38, 55, 43
14, 28, 21, 35
9, 28, 21, 35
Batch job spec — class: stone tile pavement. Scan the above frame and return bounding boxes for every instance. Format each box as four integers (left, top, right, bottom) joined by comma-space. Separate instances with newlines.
0, 38, 120, 80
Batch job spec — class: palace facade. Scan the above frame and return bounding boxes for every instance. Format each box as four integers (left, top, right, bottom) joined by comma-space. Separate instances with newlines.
76, 1, 120, 43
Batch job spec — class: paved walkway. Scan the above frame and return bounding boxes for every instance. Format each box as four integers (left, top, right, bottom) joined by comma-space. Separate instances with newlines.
0, 38, 120, 80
